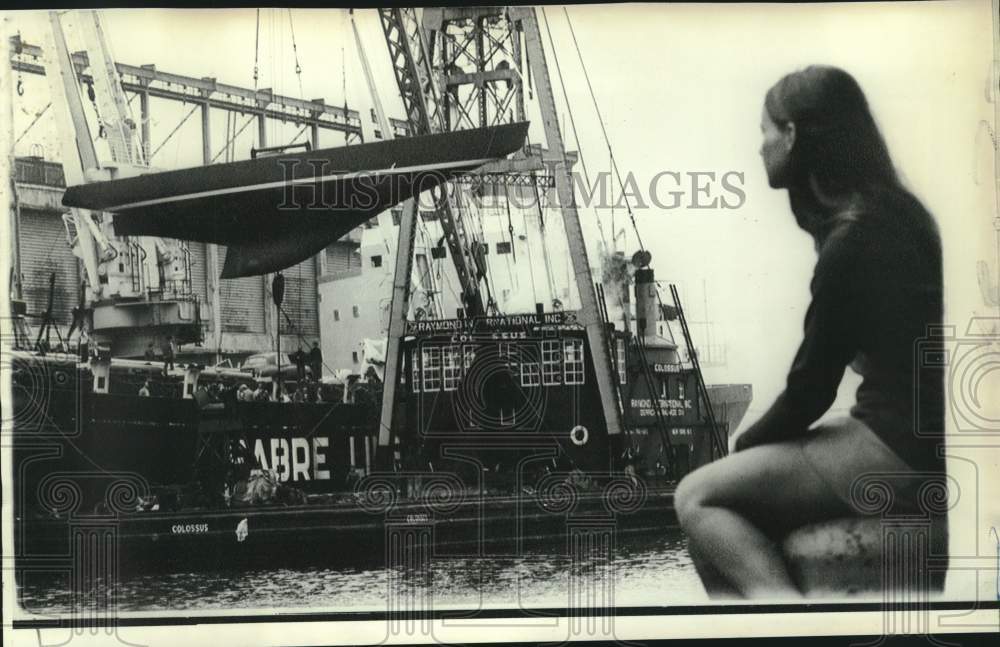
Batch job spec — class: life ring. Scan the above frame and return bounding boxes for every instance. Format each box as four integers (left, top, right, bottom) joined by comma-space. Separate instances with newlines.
570, 425, 589, 446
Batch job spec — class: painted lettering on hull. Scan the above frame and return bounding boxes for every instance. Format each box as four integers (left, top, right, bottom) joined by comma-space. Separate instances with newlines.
253, 437, 331, 481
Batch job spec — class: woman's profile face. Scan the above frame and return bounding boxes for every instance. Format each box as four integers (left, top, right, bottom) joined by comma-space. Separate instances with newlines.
760, 105, 792, 188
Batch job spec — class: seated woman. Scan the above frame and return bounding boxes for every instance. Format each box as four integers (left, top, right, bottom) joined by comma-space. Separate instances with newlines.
675, 65, 947, 598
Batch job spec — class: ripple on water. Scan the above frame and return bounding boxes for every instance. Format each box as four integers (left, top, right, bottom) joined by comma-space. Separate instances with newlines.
17, 530, 706, 615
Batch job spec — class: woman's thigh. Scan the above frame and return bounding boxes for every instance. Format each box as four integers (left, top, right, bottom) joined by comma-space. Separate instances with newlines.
675, 439, 854, 540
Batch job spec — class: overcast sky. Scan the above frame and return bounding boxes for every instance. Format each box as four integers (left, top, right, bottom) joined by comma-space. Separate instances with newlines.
6, 2, 996, 425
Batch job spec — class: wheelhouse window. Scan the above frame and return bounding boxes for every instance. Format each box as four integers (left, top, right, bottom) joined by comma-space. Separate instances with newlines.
496, 241, 512, 255
520, 360, 540, 387
422, 346, 442, 391
442, 345, 461, 391
541, 340, 562, 385
564, 338, 585, 385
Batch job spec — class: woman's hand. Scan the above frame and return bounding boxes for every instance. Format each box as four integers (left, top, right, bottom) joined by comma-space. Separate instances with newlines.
733, 420, 803, 453
733, 431, 755, 453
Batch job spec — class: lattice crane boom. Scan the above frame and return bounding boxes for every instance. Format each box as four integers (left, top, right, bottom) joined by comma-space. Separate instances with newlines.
375, 6, 624, 455
378, 7, 484, 316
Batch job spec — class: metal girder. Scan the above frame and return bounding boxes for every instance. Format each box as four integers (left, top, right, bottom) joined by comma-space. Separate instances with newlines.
377, 8, 441, 136
430, 8, 524, 131
9, 36, 411, 138
452, 172, 554, 188
376, 7, 490, 455
378, 7, 483, 315
512, 6, 624, 438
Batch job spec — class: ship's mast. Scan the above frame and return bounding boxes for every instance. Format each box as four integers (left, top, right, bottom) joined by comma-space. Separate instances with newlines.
510, 7, 623, 437
375, 7, 624, 454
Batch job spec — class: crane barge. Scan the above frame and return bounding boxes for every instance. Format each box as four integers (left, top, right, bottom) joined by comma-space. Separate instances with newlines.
8, 7, 752, 575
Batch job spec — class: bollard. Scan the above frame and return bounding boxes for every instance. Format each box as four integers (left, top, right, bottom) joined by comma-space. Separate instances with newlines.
782, 516, 948, 597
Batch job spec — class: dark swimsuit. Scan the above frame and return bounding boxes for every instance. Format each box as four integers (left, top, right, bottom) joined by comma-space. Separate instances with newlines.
739, 192, 946, 512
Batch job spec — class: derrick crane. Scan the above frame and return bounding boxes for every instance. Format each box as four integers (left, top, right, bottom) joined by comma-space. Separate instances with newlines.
375, 6, 624, 455
42, 9, 200, 358
378, 8, 484, 314
375, 7, 486, 453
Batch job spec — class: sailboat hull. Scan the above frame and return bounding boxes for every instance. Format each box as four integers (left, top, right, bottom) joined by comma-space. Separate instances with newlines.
61, 122, 530, 277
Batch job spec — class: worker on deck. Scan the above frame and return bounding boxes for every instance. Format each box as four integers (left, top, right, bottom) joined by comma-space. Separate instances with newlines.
138, 380, 151, 397
78, 328, 89, 363
253, 383, 270, 402
675, 66, 946, 599
144, 341, 156, 363
291, 345, 308, 382
309, 341, 323, 380
162, 335, 176, 375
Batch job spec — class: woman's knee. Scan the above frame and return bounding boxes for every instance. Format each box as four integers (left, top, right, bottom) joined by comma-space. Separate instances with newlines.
674, 464, 714, 526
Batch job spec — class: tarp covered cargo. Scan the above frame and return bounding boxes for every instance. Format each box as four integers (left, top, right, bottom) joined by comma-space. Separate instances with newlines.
62, 122, 530, 278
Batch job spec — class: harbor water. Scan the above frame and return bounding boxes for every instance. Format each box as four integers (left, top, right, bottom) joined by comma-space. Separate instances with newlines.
17, 528, 705, 615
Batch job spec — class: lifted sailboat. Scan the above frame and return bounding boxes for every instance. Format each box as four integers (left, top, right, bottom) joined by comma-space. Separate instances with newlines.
63, 122, 530, 277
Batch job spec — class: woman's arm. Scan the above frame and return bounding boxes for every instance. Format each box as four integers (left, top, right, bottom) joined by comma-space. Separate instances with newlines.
735, 223, 864, 452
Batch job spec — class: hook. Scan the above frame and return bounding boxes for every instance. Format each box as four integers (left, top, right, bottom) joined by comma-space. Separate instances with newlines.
16, 79, 23, 96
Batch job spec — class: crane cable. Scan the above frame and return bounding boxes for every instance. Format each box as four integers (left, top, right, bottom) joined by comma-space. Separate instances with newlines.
563, 6, 644, 252
253, 9, 261, 90
560, 9, 710, 443
287, 9, 304, 99
519, 203, 540, 306
342, 10, 349, 144
539, 7, 608, 251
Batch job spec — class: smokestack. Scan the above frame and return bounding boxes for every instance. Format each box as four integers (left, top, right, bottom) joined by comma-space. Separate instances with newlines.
634, 267, 677, 352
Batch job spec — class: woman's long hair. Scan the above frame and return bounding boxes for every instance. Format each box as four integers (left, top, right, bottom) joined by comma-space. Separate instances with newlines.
765, 66, 924, 240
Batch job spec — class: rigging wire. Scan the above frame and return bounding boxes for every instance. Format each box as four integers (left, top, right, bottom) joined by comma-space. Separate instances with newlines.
212, 115, 255, 163
150, 103, 198, 160
502, 185, 517, 262
253, 9, 260, 90
558, 10, 713, 415
540, 7, 608, 251
497, 188, 517, 293
562, 6, 644, 251
519, 205, 540, 306
341, 10, 349, 144
287, 9, 304, 99
15, 103, 51, 146
286, 123, 310, 146
531, 176, 559, 304
610, 154, 618, 250
540, 8, 588, 187
497, 207, 515, 295
454, 188, 499, 315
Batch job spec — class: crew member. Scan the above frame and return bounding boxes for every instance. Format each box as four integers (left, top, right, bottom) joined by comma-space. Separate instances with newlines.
309, 341, 323, 380
162, 335, 176, 375
291, 345, 307, 382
